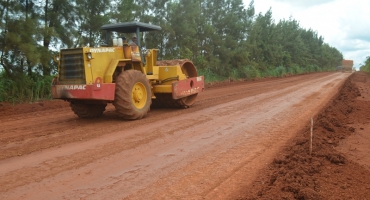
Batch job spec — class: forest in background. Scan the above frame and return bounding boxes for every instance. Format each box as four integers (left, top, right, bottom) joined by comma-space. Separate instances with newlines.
0, 0, 344, 103
360, 56, 370, 73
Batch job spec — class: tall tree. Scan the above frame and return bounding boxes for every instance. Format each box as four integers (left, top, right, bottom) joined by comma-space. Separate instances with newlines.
0, 0, 344, 81
246, 9, 276, 70
74, 0, 110, 47
144, 0, 172, 59
110, 0, 136, 23
0, 0, 40, 76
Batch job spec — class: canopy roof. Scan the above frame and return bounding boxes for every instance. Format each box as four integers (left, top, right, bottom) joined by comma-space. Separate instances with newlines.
101, 21, 161, 33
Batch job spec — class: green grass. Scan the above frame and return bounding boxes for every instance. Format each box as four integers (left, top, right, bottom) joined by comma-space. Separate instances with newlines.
0, 72, 53, 104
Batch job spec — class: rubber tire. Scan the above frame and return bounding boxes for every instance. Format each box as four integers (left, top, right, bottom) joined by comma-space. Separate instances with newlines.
70, 101, 106, 118
113, 70, 151, 120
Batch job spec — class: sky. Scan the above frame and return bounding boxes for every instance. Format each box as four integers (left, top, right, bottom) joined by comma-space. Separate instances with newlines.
243, 0, 370, 69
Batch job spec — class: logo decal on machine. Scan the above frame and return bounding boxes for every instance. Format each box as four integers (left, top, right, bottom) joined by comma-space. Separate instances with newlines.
180, 87, 200, 97
63, 85, 86, 90
90, 48, 115, 53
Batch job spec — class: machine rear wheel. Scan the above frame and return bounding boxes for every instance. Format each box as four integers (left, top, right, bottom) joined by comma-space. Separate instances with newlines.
70, 101, 106, 118
113, 70, 151, 119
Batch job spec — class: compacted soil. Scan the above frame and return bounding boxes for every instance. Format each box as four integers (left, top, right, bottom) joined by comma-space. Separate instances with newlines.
0, 71, 369, 199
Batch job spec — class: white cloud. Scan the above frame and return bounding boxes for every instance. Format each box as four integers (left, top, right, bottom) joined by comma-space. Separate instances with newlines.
243, 0, 370, 69
274, 0, 336, 8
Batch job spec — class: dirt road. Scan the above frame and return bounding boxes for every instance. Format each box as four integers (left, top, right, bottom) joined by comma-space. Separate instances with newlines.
241, 72, 370, 200
0, 72, 350, 199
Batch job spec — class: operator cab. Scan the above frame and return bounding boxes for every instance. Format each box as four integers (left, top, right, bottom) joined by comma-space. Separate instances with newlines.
101, 21, 161, 47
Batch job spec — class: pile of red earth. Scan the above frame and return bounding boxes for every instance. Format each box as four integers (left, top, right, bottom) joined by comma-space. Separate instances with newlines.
239, 72, 370, 200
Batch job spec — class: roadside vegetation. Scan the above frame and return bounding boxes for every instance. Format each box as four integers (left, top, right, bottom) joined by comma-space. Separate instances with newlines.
360, 56, 370, 73
0, 72, 53, 104
0, 0, 343, 103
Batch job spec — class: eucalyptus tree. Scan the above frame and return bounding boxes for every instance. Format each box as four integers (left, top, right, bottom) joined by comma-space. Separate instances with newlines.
222, 0, 252, 75
274, 18, 307, 68
132, 0, 153, 21
360, 56, 370, 72
143, 0, 173, 60
319, 43, 342, 70
194, 0, 251, 76
246, 9, 277, 71
74, 0, 111, 48
165, 0, 201, 59
37, 0, 79, 75
298, 28, 323, 68
0, 0, 48, 77
109, 0, 136, 23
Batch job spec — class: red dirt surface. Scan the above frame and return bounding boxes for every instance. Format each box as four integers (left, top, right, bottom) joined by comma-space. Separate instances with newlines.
0, 72, 369, 199
239, 71, 370, 200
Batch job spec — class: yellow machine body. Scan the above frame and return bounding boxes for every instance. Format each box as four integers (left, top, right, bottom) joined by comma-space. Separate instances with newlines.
51, 21, 204, 119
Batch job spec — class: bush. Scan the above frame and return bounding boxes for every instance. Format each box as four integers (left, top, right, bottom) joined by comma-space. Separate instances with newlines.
197, 68, 224, 83
241, 65, 260, 80
0, 72, 53, 104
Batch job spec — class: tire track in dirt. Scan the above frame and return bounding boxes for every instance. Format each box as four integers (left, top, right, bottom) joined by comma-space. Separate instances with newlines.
0, 72, 350, 199
0, 73, 334, 161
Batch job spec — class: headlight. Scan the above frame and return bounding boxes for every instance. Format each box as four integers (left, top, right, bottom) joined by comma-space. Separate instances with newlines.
86, 52, 93, 60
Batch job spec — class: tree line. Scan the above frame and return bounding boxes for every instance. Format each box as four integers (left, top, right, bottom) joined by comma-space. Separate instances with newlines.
360, 56, 370, 73
0, 0, 343, 103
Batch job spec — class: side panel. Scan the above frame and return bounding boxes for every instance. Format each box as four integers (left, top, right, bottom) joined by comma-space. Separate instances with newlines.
89, 47, 125, 83
158, 66, 187, 83
51, 82, 115, 101
104, 59, 132, 83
